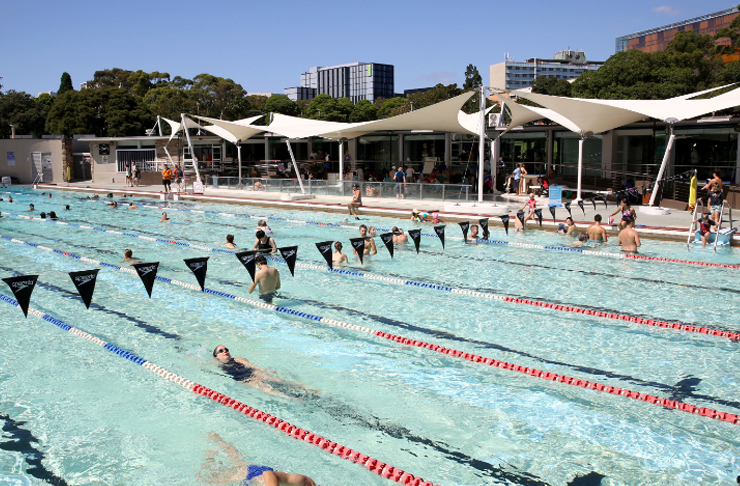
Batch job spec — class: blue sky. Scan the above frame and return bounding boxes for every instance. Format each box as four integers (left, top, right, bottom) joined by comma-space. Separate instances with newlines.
1, 0, 734, 97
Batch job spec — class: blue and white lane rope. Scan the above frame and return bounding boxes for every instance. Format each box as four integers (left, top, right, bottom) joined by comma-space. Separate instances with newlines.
5, 215, 738, 341
0, 294, 436, 486
1, 257, 737, 429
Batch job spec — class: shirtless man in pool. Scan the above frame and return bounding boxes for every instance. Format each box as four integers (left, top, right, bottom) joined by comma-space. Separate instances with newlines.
617, 217, 641, 253
586, 214, 607, 243
248, 255, 280, 295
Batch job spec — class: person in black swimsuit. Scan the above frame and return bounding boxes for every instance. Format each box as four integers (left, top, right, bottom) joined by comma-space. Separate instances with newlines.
253, 230, 277, 254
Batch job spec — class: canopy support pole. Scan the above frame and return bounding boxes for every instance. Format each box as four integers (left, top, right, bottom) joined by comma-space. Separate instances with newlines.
649, 124, 675, 207
181, 113, 201, 183
286, 140, 306, 195
158, 116, 174, 164
576, 135, 585, 201
339, 141, 344, 182
237, 142, 242, 189
477, 85, 486, 202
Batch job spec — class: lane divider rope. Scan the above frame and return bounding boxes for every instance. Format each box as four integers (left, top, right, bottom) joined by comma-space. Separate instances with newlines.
0, 294, 437, 486
1, 235, 738, 427
7, 214, 739, 342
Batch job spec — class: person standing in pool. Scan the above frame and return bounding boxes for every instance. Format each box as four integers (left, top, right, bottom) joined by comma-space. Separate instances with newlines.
586, 214, 607, 242
121, 249, 141, 264
200, 433, 317, 485
248, 255, 280, 297
26, 204, 34, 212
617, 217, 641, 253
355, 224, 377, 256
557, 217, 576, 236
333, 241, 349, 265
253, 230, 277, 254
160, 212, 171, 222
392, 226, 408, 243
217, 234, 238, 249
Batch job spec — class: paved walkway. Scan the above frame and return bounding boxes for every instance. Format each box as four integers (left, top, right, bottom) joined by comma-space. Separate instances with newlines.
29, 180, 737, 244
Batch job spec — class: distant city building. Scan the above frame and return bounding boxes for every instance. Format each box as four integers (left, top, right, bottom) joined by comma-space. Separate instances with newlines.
489, 50, 604, 91
616, 7, 739, 53
284, 62, 394, 103
37, 90, 57, 97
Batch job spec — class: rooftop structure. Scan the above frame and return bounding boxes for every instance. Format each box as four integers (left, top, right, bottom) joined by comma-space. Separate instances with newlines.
490, 50, 603, 91
284, 62, 394, 103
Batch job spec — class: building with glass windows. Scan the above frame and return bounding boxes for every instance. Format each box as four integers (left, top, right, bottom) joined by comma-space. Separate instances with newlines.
616, 7, 739, 53
284, 62, 394, 103
489, 50, 604, 90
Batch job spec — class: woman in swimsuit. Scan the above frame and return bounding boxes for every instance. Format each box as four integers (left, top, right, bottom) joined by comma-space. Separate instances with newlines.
253, 230, 277, 254
348, 184, 362, 216
609, 199, 636, 231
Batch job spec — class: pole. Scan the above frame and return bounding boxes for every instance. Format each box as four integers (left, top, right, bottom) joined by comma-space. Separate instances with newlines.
649, 125, 675, 207
478, 85, 486, 202
576, 136, 584, 201
181, 113, 201, 183
286, 140, 306, 195
339, 141, 344, 182
237, 143, 242, 189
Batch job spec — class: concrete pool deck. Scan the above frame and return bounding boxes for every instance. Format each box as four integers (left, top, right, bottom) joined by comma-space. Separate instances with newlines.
29, 181, 739, 244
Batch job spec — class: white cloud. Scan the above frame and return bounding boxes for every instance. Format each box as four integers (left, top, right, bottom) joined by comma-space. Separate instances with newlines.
652, 5, 680, 15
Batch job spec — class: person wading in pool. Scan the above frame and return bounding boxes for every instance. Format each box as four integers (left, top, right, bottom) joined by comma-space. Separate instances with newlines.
121, 249, 141, 264
586, 214, 607, 243
200, 433, 317, 486
333, 241, 349, 266
354, 224, 377, 256
217, 234, 237, 249
212, 346, 297, 400
253, 230, 277, 254
617, 216, 641, 253
248, 255, 280, 300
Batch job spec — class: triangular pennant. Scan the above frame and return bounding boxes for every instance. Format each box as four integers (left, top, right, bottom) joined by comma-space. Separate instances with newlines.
68, 269, 100, 309
132, 262, 159, 298
183, 257, 209, 291
516, 210, 525, 225
458, 221, 470, 243
315, 241, 334, 270
548, 205, 556, 222
564, 202, 572, 217
500, 215, 510, 235
350, 237, 366, 264
2, 275, 39, 318
534, 208, 543, 228
434, 225, 446, 249
577, 199, 585, 216
589, 197, 596, 211
379, 233, 394, 258
479, 218, 489, 239
278, 246, 298, 277
599, 195, 608, 209
407, 229, 421, 253
235, 250, 258, 281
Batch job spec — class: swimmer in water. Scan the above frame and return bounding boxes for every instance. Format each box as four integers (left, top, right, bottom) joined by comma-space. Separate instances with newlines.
467, 224, 479, 242
212, 346, 305, 400
8, 196, 12, 203
65, 205, 70, 210
108, 201, 118, 209
128, 202, 137, 209
217, 234, 238, 249
248, 255, 280, 297
392, 226, 408, 243
26, 204, 34, 212
355, 224, 377, 256
333, 241, 349, 266
617, 217, 641, 253
48, 211, 58, 220
200, 433, 317, 486
255, 220, 272, 235
586, 214, 607, 243
160, 212, 171, 222
254, 230, 277, 254
121, 249, 141, 264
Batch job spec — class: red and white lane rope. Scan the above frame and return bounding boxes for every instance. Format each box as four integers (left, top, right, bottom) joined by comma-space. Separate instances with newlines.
0, 294, 436, 486
1, 235, 738, 427
7, 214, 740, 342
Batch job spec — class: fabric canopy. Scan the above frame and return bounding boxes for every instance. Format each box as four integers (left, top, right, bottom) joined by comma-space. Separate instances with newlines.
162, 116, 204, 143
457, 104, 497, 135
191, 115, 266, 144
499, 99, 581, 136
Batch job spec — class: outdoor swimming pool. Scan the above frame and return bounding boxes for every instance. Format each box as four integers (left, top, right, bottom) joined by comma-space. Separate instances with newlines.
0, 187, 738, 486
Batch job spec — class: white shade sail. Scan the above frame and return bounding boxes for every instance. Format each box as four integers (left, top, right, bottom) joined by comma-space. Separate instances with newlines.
162, 116, 204, 142
191, 114, 266, 143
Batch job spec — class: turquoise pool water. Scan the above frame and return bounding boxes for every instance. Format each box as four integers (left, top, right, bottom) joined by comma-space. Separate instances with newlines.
0, 188, 738, 486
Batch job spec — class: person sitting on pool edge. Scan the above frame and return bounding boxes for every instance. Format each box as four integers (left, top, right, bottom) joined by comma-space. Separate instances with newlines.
200, 432, 317, 486
248, 254, 280, 299
217, 234, 237, 249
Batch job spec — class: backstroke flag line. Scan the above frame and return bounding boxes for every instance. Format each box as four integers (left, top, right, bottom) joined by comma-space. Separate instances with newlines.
434, 225, 446, 249
479, 218, 489, 239
278, 246, 298, 277
564, 202, 572, 218
500, 215, 510, 235
589, 197, 596, 211
184, 257, 209, 291
577, 199, 585, 216
407, 229, 421, 253
549, 205, 556, 222
132, 262, 159, 298
534, 208, 543, 228
350, 237, 366, 264
2, 274, 38, 318
458, 222, 469, 243
315, 241, 334, 269
516, 211, 525, 225
380, 233, 394, 258
235, 251, 258, 281
68, 269, 100, 309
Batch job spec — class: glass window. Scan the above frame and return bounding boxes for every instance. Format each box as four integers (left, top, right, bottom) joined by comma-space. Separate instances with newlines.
501, 131, 548, 174
357, 135, 398, 162
403, 134, 445, 162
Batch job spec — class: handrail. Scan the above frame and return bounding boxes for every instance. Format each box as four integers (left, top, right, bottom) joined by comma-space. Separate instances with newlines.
713, 201, 726, 253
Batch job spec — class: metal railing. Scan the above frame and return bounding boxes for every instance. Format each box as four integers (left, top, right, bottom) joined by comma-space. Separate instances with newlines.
210, 177, 472, 201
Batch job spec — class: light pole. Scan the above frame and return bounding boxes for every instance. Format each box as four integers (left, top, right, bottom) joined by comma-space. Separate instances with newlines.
410, 101, 413, 112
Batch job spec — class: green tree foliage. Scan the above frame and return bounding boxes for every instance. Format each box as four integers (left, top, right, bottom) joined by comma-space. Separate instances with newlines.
349, 99, 378, 122
376, 97, 405, 118
714, 7, 740, 54
87, 68, 170, 98
143, 87, 198, 122
264, 94, 299, 116
46, 88, 154, 137
0, 90, 50, 138
305, 94, 354, 121
189, 74, 248, 120
58, 72, 74, 95
532, 76, 572, 97
463, 64, 483, 90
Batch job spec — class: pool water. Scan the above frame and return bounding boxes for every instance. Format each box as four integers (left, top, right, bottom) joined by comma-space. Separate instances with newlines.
0, 188, 738, 486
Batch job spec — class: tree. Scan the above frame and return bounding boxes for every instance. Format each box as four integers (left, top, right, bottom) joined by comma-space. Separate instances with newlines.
532, 76, 572, 97
0, 90, 50, 138
86, 68, 170, 98
58, 72, 74, 95
376, 97, 405, 118
305, 94, 353, 121
189, 73, 248, 120
143, 86, 198, 121
463, 64, 482, 90
349, 99, 378, 122
264, 95, 299, 116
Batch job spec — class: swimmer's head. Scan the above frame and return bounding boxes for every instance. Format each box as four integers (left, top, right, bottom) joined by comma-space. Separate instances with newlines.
255, 230, 266, 239
391, 226, 399, 233
29, 204, 34, 210
254, 254, 267, 266
212, 345, 230, 360
226, 234, 234, 243
65, 205, 70, 210
566, 217, 574, 224
40, 212, 46, 218
594, 214, 602, 222
712, 182, 720, 191
578, 233, 588, 242
258, 220, 267, 227
334, 241, 342, 251
623, 216, 635, 226
124, 249, 133, 258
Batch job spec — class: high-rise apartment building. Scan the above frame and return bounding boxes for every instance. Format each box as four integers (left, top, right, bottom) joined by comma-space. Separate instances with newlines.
616, 7, 739, 53
490, 50, 603, 91
284, 62, 394, 103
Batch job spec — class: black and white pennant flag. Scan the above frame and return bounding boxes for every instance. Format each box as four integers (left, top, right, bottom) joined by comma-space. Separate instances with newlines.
434, 225, 446, 249
407, 229, 421, 253
478, 218, 489, 239
315, 241, 334, 270
2, 275, 39, 318
132, 262, 159, 298
534, 208, 543, 227
599, 195, 608, 209
577, 199, 585, 216
183, 257, 209, 291
500, 215, 510, 235
379, 233, 395, 258
458, 222, 469, 243
564, 202, 572, 217
235, 250, 258, 282
278, 246, 298, 277
68, 269, 100, 309
589, 197, 596, 211
516, 210, 525, 225
350, 237, 366, 264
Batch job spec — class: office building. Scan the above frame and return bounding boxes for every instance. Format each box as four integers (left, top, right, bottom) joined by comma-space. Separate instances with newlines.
489, 50, 604, 91
284, 62, 394, 103
616, 7, 739, 53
